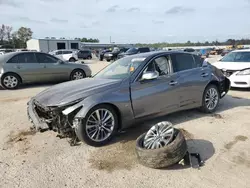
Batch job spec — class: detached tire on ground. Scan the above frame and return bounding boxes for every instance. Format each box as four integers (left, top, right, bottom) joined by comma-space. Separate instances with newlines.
135, 129, 187, 169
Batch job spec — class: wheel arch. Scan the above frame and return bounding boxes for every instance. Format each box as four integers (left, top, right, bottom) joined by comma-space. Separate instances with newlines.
1, 72, 23, 83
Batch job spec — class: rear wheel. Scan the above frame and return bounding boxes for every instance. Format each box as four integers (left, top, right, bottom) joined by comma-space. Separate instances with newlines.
75, 105, 118, 147
200, 84, 220, 113
1, 73, 21, 89
70, 69, 86, 80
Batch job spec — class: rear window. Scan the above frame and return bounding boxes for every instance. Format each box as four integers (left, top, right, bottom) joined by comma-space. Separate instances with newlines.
7, 55, 18, 63
139, 48, 150, 53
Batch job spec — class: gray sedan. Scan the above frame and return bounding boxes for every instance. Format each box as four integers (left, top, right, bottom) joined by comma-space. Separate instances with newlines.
0, 52, 92, 89
27, 51, 230, 146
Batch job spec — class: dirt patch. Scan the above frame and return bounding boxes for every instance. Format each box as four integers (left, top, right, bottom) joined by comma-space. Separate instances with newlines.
4, 129, 36, 154
0, 97, 30, 103
88, 140, 136, 172
179, 128, 194, 140
211, 113, 223, 119
233, 152, 250, 168
224, 135, 248, 150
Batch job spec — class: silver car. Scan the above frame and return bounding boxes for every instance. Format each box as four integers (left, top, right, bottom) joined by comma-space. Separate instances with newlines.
0, 52, 92, 89
27, 51, 230, 147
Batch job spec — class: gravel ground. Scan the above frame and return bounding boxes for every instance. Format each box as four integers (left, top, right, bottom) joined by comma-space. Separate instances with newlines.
0, 57, 250, 188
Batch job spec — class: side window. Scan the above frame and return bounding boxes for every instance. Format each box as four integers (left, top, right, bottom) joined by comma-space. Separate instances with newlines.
63, 51, 72, 54
235, 52, 250, 62
36, 53, 59, 63
171, 54, 195, 72
193, 55, 203, 67
139, 56, 169, 80
55, 51, 61, 55
7, 55, 18, 63
17, 53, 36, 63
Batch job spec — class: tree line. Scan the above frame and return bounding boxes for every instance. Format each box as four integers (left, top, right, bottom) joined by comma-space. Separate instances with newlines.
0, 24, 33, 49
136, 39, 250, 49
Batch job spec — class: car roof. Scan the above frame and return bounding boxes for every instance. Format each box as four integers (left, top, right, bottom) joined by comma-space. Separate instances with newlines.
124, 50, 193, 59
232, 49, 250, 52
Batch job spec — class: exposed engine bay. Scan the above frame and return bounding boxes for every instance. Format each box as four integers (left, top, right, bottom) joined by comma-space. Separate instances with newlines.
28, 99, 82, 146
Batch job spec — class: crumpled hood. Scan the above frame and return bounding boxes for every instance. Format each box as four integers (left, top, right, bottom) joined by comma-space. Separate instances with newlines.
213, 61, 250, 71
34, 78, 121, 107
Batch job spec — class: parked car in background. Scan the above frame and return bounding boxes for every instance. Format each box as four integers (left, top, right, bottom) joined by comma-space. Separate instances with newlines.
103, 47, 129, 62
27, 51, 230, 146
99, 49, 112, 61
50, 49, 78, 62
117, 47, 150, 59
182, 48, 202, 57
221, 49, 233, 56
213, 49, 250, 88
0, 52, 92, 89
77, 50, 92, 59
0, 49, 14, 54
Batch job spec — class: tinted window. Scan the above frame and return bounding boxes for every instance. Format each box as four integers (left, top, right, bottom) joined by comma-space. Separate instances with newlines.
17, 53, 36, 63
234, 52, 250, 62
36, 53, 59, 63
171, 53, 195, 72
7, 55, 18, 63
55, 51, 62, 55
62, 51, 72, 54
139, 48, 150, 53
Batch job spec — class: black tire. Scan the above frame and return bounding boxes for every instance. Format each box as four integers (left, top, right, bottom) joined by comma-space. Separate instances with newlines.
200, 84, 220, 113
88, 56, 92, 59
70, 69, 86, 80
135, 129, 187, 169
106, 59, 110, 62
69, 57, 76, 62
1, 73, 21, 89
74, 105, 119, 147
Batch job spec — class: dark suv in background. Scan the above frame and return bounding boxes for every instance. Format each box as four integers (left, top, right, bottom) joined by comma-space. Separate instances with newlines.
103, 48, 129, 61
117, 47, 150, 59
77, 50, 92, 59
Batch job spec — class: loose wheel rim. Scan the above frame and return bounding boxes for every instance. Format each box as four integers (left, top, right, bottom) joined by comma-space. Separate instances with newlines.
143, 121, 174, 149
72, 71, 84, 80
205, 88, 219, 110
86, 109, 115, 142
3, 76, 18, 88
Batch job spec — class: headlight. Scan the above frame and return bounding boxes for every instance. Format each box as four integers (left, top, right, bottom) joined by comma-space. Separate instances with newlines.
237, 69, 250, 75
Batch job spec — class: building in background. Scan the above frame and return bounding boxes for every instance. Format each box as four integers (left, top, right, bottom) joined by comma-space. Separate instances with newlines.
26, 38, 81, 53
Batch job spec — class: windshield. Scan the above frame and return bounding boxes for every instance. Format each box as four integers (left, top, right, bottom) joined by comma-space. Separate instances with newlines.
126, 48, 138, 54
221, 52, 250, 62
94, 56, 145, 79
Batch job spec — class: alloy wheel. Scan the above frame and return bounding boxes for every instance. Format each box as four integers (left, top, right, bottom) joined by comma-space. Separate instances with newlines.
86, 109, 115, 142
143, 121, 174, 149
72, 71, 84, 80
3, 75, 18, 88
205, 88, 219, 110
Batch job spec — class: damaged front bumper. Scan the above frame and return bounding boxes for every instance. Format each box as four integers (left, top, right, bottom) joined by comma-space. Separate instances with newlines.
27, 99, 50, 131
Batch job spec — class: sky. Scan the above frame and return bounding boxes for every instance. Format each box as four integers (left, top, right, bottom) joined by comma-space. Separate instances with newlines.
1, 0, 250, 43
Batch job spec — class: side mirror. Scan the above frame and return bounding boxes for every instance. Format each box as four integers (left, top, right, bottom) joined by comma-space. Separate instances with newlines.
57, 60, 64, 64
202, 59, 209, 67
141, 71, 159, 81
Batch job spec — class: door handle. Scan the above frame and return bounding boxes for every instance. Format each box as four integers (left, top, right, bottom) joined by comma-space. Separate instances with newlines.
169, 81, 178, 86
201, 73, 209, 77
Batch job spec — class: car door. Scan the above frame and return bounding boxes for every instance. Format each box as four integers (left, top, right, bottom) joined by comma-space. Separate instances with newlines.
13, 53, 45, 83
35, 53, 69, 81
170, 53, 210, 109
130, 55, 180, 119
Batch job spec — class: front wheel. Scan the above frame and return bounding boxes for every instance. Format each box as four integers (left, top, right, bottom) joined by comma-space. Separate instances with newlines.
70, 69, 86, 80
75, 105, 118, 147
200, 84, 220, 113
